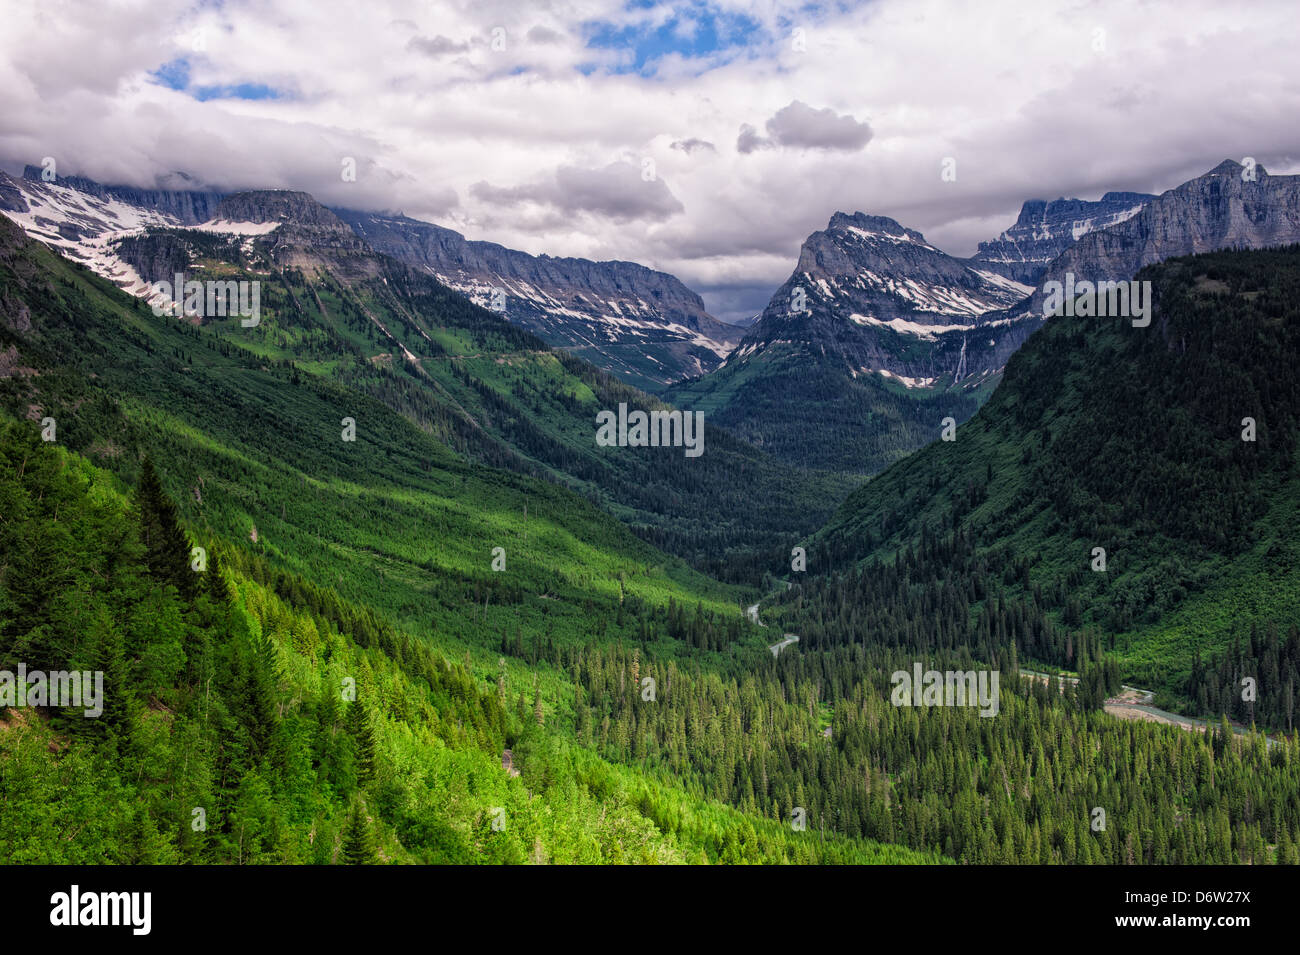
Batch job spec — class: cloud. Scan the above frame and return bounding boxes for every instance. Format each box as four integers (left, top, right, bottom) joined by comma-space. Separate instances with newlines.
735, 123, 766, 154
471, 161, 684, 223
738, 101, 873, 153
407, 35, 470, 57
526, 26, 565, 45
766, 100, 873, 151
0, 0, 1297, 323
671, 138, 715, 154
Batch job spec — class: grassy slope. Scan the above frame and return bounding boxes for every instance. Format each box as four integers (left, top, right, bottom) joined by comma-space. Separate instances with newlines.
0, 430, 938, 864
110, 225, 855, 583
0, 215, 744, 639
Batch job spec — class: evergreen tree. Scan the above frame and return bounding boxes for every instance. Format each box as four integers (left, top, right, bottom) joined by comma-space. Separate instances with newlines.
208, 548, 233, 606
340, 799, 377, 865
347, 698, 375, 787
136, 457, 197, 600
241, 633, 281, 760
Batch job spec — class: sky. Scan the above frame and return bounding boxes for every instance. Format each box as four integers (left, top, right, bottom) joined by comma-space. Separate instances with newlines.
3, 0, 1300, 323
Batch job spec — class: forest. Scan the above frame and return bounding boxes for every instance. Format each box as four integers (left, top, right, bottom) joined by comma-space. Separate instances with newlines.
3, 206, 1299, 864
809, 247, 1300, 694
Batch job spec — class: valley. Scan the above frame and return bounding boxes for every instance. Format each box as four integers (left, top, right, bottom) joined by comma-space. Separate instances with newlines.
3, 163, 1299, 868
6, 7, 1300, 943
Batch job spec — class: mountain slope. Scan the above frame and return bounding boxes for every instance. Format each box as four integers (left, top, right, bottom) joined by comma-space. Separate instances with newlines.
804, 246, 1300, 692
0, 201, 944, 866
12, 163, 224, 223
0, 403, 931, 866
0, 167, 744, 391
334, 209, 742, 392
1021, 160, 1300, 318
667, 162, 1300, 477
6, 203, 1299, 867
1, 179, 851, 583
0, 210, 740, 628
965, 191, 1153, 284
664, 212, 1033, 472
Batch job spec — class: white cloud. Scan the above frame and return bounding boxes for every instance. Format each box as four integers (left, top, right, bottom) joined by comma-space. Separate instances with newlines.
1, 0, 1298, 324
471, 160, 684, 222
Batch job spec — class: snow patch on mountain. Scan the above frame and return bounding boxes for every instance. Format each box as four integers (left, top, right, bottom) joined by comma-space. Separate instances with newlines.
334, 208, 741, 390
875, 368, 937, 388
0, 171, 279, 302
848, 313, 975, 338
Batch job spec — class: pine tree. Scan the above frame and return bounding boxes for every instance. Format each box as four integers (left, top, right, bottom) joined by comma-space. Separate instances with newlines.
347, 698, 375, 786
207, 548, 233, 606
125, 807, 174, 864
136, 457, 197, 600
340, 799, 377, 865
80, 607, 132, 737
242, 633, 281, 761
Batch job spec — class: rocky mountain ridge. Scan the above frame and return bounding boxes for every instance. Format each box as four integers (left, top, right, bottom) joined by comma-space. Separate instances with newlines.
335, 209, 742, 392
965, 190, 1154, 284
664, 160, 1300, 474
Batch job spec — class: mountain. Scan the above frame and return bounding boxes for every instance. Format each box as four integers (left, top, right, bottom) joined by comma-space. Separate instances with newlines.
0, 167, 226, 296
0, 175, 850, 582
5, 174, 1299, 868
667, 161, 1300, 476
0, 167, 742, 393
1021, 160, 1300, 316
334, 209, 742, 392
16, 163, 225, 223
664, 212, 1035, 472
0, 207, 737, 624
0, 208, 935, 866
965, 191, 1154, 284
800, 245, 1300, 695
756, 211, 1034, 335
218, 189, 354, 232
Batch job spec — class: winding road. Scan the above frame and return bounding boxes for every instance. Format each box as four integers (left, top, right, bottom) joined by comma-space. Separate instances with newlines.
747, 602, 800, 658
1016, 670, 1277, 746
748, 596, 1280, 744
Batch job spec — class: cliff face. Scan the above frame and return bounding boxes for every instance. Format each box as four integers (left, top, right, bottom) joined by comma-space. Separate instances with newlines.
213, 192, 383, 282
216, 191, 350, 231
0, 168, 203, 297
335, 209, 741, 391
731, 211, 1033, 385
967, 191, 1154, 285
1024, 160, 1300, 316
21, 165, 224, 224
